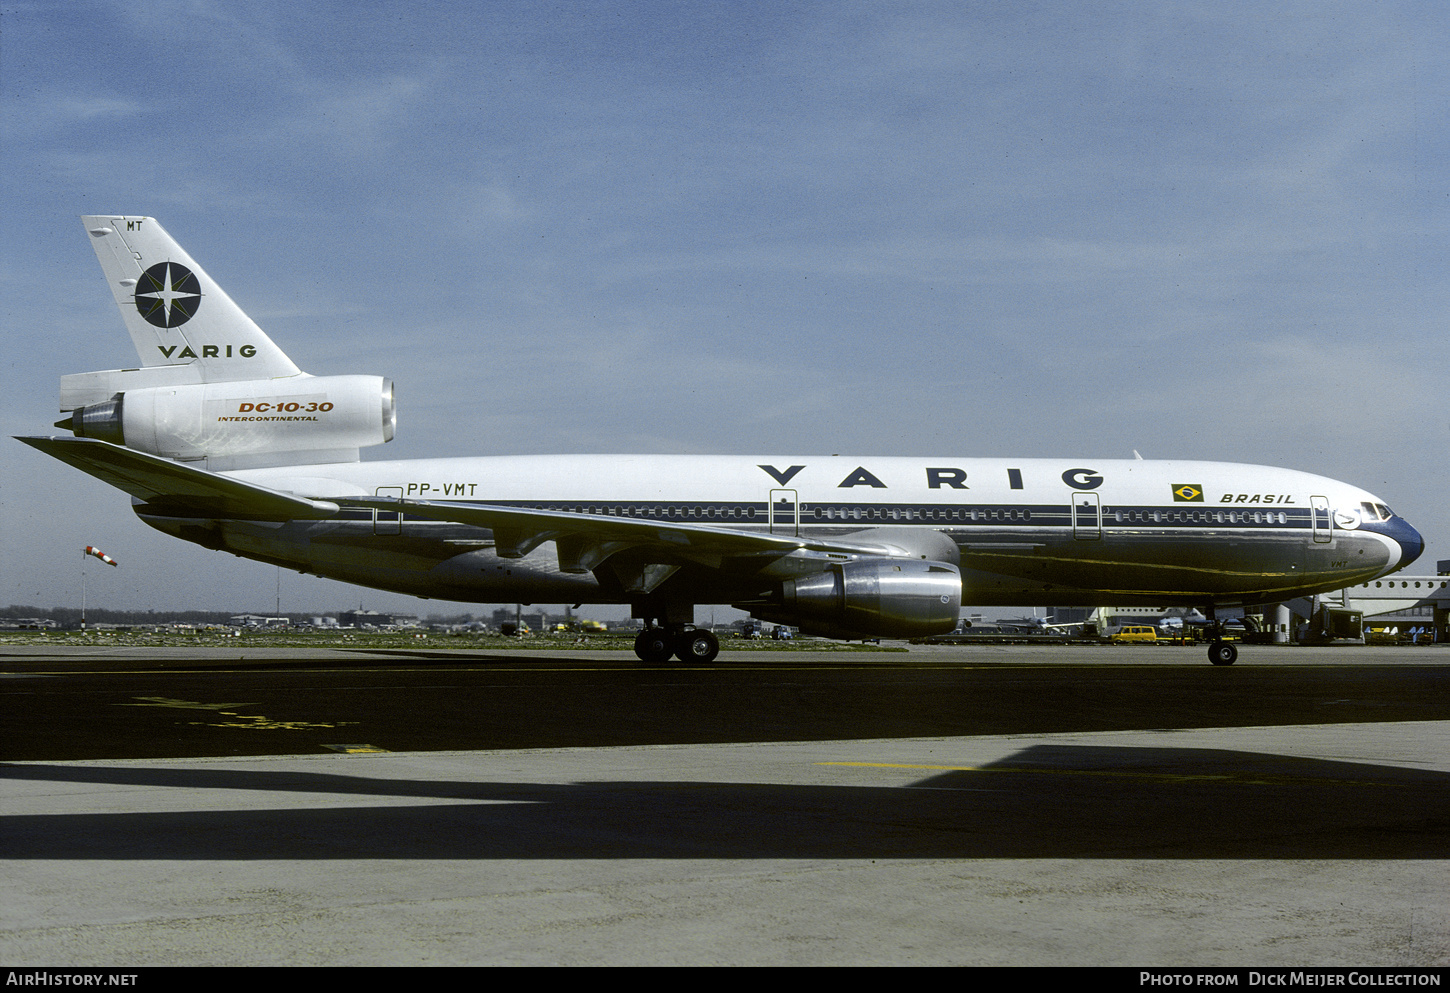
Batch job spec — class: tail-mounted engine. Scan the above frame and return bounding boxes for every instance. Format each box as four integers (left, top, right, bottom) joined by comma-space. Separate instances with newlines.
755, 557, 962, 640
60, 374, 395, 468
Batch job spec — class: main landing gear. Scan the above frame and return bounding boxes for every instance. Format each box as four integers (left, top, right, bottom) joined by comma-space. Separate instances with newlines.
633, 627, 720, 664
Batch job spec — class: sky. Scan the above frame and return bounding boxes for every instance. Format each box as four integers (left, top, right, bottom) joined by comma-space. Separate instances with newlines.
2, 1, 1447, 621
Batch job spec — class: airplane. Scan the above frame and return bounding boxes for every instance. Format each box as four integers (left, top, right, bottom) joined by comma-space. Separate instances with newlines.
17, 216, 1425, 667
992, 613, 1080, 634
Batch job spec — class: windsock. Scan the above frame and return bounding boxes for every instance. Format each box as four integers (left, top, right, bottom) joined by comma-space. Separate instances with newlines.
84, 546, 118, 567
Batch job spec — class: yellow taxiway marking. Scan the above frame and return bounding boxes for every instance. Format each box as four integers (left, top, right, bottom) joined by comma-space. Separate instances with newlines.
119, 696, 356, 731
122, 696, 257, 710
321, 744, 389, 753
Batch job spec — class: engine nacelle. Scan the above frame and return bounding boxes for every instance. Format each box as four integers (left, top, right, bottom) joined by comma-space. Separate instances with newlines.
63, 374, 395, 467
762, 557, 962, 640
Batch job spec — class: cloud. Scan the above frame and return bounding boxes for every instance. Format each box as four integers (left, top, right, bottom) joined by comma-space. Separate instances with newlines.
4, 2, 1446, 611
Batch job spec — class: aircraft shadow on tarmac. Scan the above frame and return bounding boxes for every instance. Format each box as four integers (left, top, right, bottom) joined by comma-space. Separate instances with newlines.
3, 744, 1447, 860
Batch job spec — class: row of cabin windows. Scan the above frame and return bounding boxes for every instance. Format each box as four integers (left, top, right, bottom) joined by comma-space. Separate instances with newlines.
1114, 509, 1290, 525
513, 504, 1292, 526
814, 507, 1026, 522
538, 505, 1023, 522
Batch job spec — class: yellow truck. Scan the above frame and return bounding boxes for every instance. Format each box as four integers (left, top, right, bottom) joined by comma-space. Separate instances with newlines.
1111, 625, 1159, 644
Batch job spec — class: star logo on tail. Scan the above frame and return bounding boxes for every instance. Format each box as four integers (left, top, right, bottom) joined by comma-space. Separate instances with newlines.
134, 261, 202, 328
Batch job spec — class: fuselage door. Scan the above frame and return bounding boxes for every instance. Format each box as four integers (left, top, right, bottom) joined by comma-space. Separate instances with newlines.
1310, 495, 1333, 543
1071, 492, 1102, 540
374, 486, 403, 535
769, 489, 798, 536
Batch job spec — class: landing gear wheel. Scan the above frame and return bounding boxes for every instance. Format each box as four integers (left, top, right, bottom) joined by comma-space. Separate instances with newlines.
1208, 640, 1238, 666
674, 628, 720, 664
633, 629, 674, 664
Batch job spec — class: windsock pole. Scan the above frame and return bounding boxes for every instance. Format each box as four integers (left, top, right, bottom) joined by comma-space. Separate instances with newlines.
80, 546, 118, 629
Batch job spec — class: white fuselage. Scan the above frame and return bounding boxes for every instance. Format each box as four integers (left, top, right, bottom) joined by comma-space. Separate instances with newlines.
134, 453, 1422, 610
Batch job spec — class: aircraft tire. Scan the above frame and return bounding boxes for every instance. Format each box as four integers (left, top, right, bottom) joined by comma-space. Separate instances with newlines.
675, 629, 720, 664
1208, 640, 1238, 666
634, 629, 674, 664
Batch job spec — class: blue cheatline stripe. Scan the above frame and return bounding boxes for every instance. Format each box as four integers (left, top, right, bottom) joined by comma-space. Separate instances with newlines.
343, 500, 1312, 530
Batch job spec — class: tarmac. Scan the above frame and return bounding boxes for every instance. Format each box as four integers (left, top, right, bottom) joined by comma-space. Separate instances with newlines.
2, 643, 1448, 966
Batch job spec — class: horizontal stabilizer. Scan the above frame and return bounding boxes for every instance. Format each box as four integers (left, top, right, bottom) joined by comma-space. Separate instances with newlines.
16, 436, 338, 521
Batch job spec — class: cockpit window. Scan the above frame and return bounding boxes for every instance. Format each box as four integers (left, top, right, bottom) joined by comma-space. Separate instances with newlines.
1361, 502, 1393, 521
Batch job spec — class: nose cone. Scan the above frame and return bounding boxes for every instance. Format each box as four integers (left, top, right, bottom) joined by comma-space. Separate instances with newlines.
1385, 516, 1425, 572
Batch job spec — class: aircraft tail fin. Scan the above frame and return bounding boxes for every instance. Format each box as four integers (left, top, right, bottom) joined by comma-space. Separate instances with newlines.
55, 218, 393, 469
81, 216, 301, 381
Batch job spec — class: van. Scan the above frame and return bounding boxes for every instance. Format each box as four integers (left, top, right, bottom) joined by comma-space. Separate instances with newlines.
1111, 625, 1158, 644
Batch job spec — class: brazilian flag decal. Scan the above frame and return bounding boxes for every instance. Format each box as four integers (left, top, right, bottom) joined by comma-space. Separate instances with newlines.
1172, 484, 1204, 503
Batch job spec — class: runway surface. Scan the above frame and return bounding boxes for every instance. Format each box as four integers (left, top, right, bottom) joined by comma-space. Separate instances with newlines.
2, 642, 1448, 966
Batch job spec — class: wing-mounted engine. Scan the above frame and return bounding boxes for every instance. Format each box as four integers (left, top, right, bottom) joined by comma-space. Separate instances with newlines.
751, 557, 962, 639
745, 526, 962, 639
59, 374, 395, 469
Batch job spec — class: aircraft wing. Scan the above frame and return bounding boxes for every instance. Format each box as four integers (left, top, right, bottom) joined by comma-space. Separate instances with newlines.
16, 434, 942, 569
334, 494, 931, 573
16, 436, 340, 521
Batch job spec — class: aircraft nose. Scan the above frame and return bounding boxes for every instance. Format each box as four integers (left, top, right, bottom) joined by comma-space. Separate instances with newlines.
1386, 516, 1425, 572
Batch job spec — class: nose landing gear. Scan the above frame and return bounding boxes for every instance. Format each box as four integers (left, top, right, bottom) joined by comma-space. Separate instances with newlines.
1208, 640, 1238, 666
1202, 607, 1240, 665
